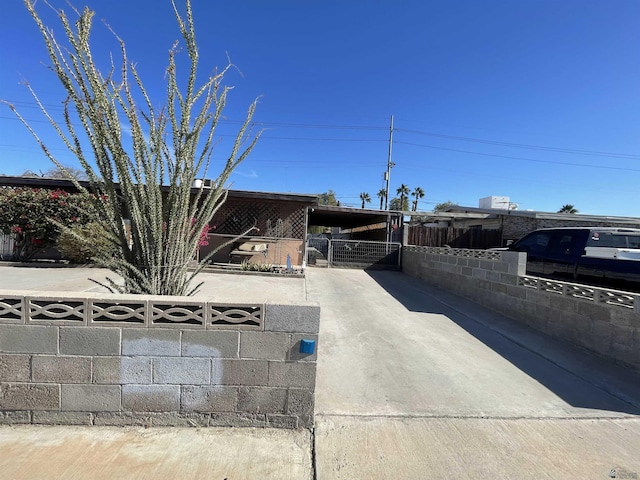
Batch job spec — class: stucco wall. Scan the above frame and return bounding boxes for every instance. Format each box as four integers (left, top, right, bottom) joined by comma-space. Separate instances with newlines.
0, 291, 319, 428
403, 246, 640, 371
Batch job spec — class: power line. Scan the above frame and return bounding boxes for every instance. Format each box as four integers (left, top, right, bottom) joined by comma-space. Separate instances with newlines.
3, 101, 640, 162
2, 99, 388, 131
259, 136, 385, 143
240, 120, 386, 132
395, 128, 640, 159
0, 144, 382, 169
0, 116, 386, 143
6, 98, 640, 159
394, 141, 640, 173
4, 97, 635, 160
4, 135, 640, 173
423, 165, 640, 194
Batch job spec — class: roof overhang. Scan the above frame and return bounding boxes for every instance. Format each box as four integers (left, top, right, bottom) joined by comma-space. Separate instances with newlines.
308, 205, 401, 229
0, 176, 318, 205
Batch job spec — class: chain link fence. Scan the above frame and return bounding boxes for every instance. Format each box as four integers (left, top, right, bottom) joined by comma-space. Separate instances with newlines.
327, 239, 401, 268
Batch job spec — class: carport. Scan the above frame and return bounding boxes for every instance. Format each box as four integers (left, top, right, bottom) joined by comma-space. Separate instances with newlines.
308, 205, 404, 242
306, 205, 404, 268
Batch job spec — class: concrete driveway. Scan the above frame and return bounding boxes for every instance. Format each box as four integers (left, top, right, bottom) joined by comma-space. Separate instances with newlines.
306, 268, 640, 479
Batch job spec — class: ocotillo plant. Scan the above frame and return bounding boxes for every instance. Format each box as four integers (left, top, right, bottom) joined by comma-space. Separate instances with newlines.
7, 0, 261, 295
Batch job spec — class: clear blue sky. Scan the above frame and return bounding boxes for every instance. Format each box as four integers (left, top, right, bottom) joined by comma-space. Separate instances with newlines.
1, 0, 639, 215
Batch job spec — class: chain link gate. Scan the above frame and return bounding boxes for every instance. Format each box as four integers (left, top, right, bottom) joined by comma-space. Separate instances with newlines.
306, 237, 401, 269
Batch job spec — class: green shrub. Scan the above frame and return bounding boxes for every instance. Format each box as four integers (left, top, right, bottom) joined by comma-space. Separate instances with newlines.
57, 223, 118, 264
257, 263, 273, 272
241, 260, 273, 272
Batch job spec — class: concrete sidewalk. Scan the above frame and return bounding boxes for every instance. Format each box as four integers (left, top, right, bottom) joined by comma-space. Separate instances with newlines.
0, 425, 312, 479
0, 264, 306, 303
315, 416, 640, 480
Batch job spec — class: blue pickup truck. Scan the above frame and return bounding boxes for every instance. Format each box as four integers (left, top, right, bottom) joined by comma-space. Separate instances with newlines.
507, 227, 640, 292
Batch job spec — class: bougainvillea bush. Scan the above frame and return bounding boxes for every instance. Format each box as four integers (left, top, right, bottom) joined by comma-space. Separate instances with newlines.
0, 187, 99, 260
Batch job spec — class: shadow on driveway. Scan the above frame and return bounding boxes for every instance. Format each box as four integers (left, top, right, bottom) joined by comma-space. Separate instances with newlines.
365, 269, 640, 416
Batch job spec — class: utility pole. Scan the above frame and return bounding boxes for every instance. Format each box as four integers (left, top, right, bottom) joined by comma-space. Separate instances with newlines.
384, 115, 394, 210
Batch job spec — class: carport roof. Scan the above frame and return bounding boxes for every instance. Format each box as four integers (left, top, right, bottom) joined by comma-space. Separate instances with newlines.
309, 205, 401, 229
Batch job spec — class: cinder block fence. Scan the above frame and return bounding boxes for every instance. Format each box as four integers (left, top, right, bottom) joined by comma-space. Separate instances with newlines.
0, 291, 320, 429
403, 246, 640, 371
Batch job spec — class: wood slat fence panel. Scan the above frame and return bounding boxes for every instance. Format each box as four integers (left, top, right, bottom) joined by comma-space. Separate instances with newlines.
408, 226, 503, 250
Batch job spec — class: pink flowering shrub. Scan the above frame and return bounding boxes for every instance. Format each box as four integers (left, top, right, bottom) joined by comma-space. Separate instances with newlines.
0, 187, 99, 260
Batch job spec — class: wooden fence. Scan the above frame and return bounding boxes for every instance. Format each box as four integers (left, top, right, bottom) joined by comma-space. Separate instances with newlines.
0, 234, 14, 261
408, 226, 503, 249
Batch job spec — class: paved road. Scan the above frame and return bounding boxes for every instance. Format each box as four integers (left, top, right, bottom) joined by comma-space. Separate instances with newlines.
306, 268, 640, 479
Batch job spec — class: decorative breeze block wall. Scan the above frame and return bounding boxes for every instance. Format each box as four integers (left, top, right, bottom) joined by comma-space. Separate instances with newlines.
0, 291, 320, 429
403, 246, 640, 371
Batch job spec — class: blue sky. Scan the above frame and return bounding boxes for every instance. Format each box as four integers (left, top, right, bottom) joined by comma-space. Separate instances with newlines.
1, 0, 639, 216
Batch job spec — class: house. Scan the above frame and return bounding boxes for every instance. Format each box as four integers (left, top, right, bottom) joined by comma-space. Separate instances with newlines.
0, 175, 404, 267
408, 196, 640, 248
0, 174, 318, 267
199, 189, 317, 267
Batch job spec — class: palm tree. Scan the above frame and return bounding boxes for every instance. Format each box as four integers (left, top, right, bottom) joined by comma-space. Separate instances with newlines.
377, 188, 387, 210
396, 184, 410, 211
558, 204, 578, 214
359, 192, 371, 209
411, 187, 425, 211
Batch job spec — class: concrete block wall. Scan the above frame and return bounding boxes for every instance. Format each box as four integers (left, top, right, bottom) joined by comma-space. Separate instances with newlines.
403, 246, 640, 371
0, 291, 320, 429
